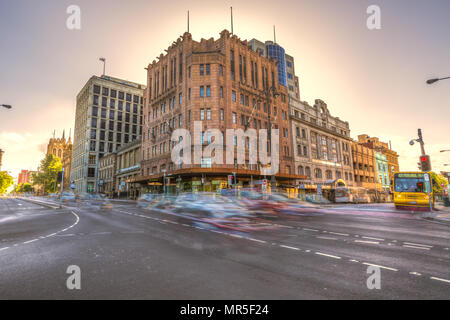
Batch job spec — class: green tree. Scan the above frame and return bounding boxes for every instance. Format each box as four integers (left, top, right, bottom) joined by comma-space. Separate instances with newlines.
0, 171, 14, 194
32, 154, 62, 194
15, 183, 33, 194
431, 172, 448, 195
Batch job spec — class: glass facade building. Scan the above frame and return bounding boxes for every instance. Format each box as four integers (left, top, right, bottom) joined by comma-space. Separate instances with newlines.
266, 44, 287, 87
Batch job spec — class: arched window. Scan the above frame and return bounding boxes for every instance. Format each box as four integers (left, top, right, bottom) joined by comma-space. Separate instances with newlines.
315, 168, 322, 179
298, 166, 304, 175
326, 170, 333, 179
58, 149, 62, 158
305, 167, 311, 178
53, 148, 56, 155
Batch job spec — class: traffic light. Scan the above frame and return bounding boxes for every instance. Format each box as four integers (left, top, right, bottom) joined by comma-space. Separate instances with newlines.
419, 155, 431, 172
57, 171, 63, 182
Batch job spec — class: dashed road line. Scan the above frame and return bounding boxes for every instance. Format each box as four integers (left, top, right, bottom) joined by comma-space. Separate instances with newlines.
279, 245, 301, 251
362, 236, 384, 241
355, 240, 380, 245
403, 242, 433, 248
430, 276, 450, 283
0, 210, 79, 252
362, 262, 398, 272
403, 245, 430, 250
315, 252, 341, 259
316, 236, 338, 241
328, 232, 349, 237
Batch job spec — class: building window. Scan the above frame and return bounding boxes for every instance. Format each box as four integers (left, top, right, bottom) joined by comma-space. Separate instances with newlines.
206, 86, 211, 97
232, 112, 236, 124
232, 90, 236, 102
315, 168, 322, 179
200, 109, 205, 120
220, 109, 224, 121
206, 64, 210, 75
200, 86, 204, 98
305, 167, 311, 178
201, 157, 212, 168
200, 64, 204, 76
220, 86, 224, 98
206, 109, 211, 120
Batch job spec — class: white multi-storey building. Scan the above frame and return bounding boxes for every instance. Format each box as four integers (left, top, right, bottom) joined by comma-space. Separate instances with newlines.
70, 75, 145, 193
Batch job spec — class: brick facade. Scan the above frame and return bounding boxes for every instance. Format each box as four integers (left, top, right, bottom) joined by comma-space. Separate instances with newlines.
138, 30, 302, 191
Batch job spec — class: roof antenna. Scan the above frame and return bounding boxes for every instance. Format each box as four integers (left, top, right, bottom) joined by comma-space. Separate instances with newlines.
273, 25, 277, 44
230, 7, 234, 35
187, 10, 189, 33
99, 57, 106, 76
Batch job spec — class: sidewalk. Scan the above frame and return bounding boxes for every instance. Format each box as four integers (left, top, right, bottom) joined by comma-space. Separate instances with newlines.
424, 203, 450, 225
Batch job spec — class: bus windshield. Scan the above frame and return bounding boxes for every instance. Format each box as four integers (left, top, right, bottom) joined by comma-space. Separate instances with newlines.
394, 173, 430, 193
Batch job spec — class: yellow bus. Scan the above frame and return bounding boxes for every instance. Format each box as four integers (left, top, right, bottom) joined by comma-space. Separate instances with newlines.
393, 172, 434, 210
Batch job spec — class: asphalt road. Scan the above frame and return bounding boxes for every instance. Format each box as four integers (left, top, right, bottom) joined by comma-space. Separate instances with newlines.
0, 197, 449, 299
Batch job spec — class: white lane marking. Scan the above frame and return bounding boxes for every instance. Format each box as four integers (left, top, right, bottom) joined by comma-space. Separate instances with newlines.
315, 252, 341, 259
23, 239, 39, 244
362, 236, 384, 241
279, 245, 301, 251
303, 228, 319, 232
328, 232, 349, 236
316, 236, 338, 240
349, 259, 359, 263
403, 245, 430, 250
247, 238, 267, 244
229, 234, 243, 239
409, 272, 422, 276
1, 210, 79, 250
403, 242, 433, 248
362, 262, 398, 272
355, 240, 380, 245
430, 276, 450, 284
0, 247, 10, 251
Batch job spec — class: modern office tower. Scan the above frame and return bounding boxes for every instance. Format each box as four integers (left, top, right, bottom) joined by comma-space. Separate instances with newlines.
70, 75, 145, 193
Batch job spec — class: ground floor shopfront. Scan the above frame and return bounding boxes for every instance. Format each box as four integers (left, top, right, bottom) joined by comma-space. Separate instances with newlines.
129, 168, 307, 196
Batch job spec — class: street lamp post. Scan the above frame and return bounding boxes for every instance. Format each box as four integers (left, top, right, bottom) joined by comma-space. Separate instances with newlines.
426, 77, 450, 85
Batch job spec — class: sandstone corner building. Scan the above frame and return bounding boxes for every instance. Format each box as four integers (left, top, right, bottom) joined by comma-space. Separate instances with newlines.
133, 30, 306, 193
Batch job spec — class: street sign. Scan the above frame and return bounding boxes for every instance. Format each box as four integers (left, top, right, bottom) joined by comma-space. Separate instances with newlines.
70, 184, 76, 190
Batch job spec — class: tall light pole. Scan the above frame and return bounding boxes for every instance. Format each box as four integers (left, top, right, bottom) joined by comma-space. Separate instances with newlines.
426, 77, 450, 85
409, 129, 427, 156
1, 104, 12, 109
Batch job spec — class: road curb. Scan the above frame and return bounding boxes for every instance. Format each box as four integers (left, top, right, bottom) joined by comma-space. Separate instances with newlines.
19, 197, 60, 209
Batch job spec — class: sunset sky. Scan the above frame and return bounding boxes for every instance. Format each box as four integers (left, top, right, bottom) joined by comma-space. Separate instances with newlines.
0, 0, 449, 179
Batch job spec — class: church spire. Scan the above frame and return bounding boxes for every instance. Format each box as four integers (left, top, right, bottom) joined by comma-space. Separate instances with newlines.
62, 129, 65, 140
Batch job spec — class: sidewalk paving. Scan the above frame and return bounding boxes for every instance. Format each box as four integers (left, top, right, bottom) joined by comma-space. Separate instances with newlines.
429, 203, 450, 224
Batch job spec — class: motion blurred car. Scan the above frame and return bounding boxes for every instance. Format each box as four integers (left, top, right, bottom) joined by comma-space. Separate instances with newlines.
76, 192, 113, 210
59, 191, 76, 202
137, 193, 163, 209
